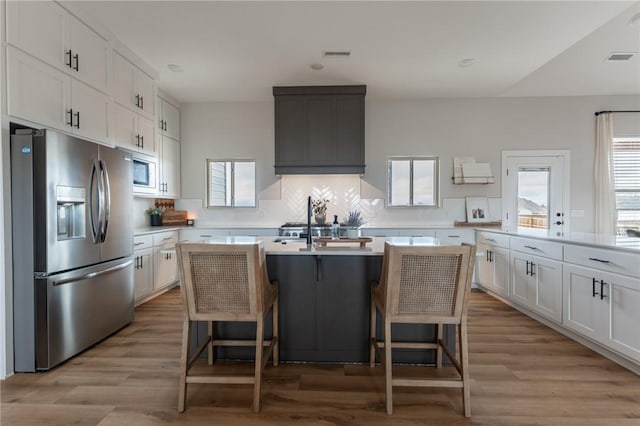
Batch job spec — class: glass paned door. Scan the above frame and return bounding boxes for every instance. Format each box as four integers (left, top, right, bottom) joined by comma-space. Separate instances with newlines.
504, 153, 568, 234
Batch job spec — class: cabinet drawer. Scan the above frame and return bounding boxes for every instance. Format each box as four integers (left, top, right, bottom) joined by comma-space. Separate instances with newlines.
476, 231, 509, 248
133, 235, 153, 250
564, 244, 640, 278
510, 237, 563, 260
435, 229, 475, 245
152, 230, 178, 247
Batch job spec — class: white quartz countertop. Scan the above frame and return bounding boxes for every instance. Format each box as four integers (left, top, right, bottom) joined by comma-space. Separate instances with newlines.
478, 227, 640, 253
168, 236, 440, 256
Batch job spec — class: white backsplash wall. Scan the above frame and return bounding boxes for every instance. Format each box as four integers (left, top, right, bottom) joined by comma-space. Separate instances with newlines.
133, 197, 156, 229
176, 174, 501, 227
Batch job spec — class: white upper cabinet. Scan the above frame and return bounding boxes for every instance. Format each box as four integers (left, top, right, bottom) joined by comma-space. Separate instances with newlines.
7, 0, 110, 94
159, 98, 180, 140
8, 46, 110, 145
113, 103, 156, 155
113, 52, 155, 118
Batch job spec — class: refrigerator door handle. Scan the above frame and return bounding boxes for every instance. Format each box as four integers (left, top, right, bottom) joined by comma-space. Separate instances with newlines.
89, 160, 100, 243
52, 260, 133, 287
99, 160, 111, 243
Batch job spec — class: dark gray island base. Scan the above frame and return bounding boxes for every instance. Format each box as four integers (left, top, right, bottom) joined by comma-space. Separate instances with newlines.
193, 254, 455, 364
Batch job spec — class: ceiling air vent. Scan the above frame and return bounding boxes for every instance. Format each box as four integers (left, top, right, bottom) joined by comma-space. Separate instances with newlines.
606, 52, 635, 62
323, 51, 351, 57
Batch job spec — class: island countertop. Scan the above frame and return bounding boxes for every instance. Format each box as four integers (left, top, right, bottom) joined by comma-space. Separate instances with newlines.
175, 236, 440, 256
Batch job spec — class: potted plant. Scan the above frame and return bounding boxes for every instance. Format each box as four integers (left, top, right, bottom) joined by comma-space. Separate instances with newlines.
345, 210, 364, 238
312, 198, 330, 224
146, 207, 163, 226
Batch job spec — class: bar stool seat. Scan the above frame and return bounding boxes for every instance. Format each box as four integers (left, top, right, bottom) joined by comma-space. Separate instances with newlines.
370, 243, 476, 416
175, 242, 278, 413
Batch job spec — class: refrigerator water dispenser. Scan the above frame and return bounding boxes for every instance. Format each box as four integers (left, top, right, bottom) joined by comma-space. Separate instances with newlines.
56, 186, 86, 240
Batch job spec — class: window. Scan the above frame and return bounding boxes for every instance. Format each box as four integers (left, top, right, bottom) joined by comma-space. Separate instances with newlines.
387, 157, 439, 207
613, 138, 640, 234
206, 159, 256, 207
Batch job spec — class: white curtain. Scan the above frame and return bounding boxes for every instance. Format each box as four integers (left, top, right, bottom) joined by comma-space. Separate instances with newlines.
594, 113, 616, 235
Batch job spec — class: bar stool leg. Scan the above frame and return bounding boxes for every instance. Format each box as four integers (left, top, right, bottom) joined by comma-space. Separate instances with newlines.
253, 318, 264, 413
459, 322, 471, 417
384, 319, 393, 415
436, 323, 443, 369
178, 319, 190, 412
207, 321, 215, 365
369, 292, 377, 367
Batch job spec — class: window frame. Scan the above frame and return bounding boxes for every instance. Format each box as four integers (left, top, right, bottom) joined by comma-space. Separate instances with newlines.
612, 137, 640, 234
387, 156, 440, 208
205, 158, 257, 208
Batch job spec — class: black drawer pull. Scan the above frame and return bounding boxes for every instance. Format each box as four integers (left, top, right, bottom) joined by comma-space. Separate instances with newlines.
588, 257, 610, 264
524, 245, 538, 250
600, 280, 607, 300
592, 278, 599, 298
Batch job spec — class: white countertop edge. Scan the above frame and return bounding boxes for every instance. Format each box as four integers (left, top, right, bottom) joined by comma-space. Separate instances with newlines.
476, 227, 640, 254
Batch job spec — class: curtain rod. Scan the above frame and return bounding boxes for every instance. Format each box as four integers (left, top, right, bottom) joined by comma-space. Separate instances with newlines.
594, 110, 640, 116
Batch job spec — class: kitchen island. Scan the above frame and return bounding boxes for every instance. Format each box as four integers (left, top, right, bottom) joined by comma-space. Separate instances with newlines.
188, 236, 455, 364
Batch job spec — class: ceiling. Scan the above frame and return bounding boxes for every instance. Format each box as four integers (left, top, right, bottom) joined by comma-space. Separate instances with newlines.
67, 1, 640, 103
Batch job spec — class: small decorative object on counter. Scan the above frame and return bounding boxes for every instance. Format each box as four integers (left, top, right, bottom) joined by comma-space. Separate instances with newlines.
186, 218, 195, 226
145, 207, 163, 226
331, 215, 340, 239
312, 198, 330, 225
345, 210, 364, 238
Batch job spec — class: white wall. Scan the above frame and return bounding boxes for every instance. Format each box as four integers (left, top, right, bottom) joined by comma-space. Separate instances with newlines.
180, 95, 640, 232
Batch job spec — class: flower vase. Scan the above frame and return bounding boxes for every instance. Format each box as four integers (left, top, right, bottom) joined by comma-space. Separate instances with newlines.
314, 213, 326, 225
346, 227, 359, 239
150, 215, 162, 226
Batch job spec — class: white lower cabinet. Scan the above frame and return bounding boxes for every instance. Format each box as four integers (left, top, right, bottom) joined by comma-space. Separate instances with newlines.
563, 264, 640, 362
476, 243, 509, 298
133, 231, 179, 305
510, 251, 563, 323
134, 248, 153, 301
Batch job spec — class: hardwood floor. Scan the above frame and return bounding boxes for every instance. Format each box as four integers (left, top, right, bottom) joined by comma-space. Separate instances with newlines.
2, 289, 639, 425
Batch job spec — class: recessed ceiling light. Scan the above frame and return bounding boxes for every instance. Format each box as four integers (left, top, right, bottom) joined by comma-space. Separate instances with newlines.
458, 58, 475, 67
323, 51, 351, 57
629, 12, 640, 26
167, 64, 183, 72
605, 52, 635, 62
310, 63, 324, 71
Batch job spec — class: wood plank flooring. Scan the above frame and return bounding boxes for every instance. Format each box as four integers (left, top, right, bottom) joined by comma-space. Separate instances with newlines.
2, 289, 639, 425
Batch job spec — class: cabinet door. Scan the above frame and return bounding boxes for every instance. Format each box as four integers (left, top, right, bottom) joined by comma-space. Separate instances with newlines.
161, 99, 180, 140
71, 79, 111, 144
138, 115, 156, 155
113, 102, 138, 150
305, 96, 333, 165
7, 1, 68, 72
510, 253, 531, 307
138, 71, 156, 118
68, 17, 110, 94
113, 52, 137, 109
134, 249, 153, 302
476, 244, 494, 289
493, 247, 510, 298
153, 246, 177, 291
7, 47, 71, 131
562, 264, 601, 341
532, 256, 563, 323
161, 136, 181, 198
275, 97, 306, 166
602, 273, 640, 362
334, 95, 364, 165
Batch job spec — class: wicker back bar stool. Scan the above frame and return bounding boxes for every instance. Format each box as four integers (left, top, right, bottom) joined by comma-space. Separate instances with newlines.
175, 242, 278, 413
370, 243, 476, 416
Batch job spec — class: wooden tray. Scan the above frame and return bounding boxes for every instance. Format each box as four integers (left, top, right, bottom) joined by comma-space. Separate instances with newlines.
162, 210, 188, 226
315, 237, 372, 248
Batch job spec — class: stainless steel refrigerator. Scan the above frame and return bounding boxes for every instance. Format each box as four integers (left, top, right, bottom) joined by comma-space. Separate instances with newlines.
11, 128, 134, 372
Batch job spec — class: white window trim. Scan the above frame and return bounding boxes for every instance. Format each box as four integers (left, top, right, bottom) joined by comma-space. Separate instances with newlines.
387, 156, 440, 208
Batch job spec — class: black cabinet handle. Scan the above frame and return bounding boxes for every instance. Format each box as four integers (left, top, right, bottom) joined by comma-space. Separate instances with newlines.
486, 250, 489, 262
135, 134, 140, 147
134, 256, 139, 269
73, 53, 79, 71
140, 135, 144, 149
592, 278, 599, 298
530, 262, 535, 277
74, 111, 80, 129
66, 50, 72, 68
526, 260, 530, 276
490, 250, 494, 263
164, 120, 167, 131
600, 280, 607, 300
588, 257, 610, 264
67, 109, 74, 127
140, 96, 144, 110
135, 94, 140, 108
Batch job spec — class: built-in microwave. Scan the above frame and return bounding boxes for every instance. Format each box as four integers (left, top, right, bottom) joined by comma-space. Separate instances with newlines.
132, 153, 158, 195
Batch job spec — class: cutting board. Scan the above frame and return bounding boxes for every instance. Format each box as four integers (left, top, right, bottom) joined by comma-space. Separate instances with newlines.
162, 210, 187, 226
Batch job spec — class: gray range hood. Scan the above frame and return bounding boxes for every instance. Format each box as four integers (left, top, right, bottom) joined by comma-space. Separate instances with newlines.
273, 85, 366, 175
